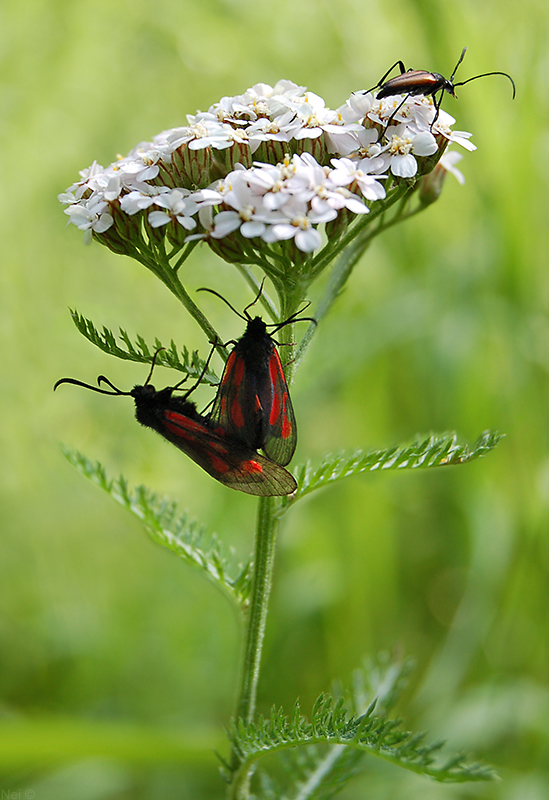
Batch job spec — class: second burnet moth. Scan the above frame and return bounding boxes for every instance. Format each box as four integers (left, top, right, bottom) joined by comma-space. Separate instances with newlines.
368, 47, 516, 130
54, 353, 297, 497
200, 288, 314, 468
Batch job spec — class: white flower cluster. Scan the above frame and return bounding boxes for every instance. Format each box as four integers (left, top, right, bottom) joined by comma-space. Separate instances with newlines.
59, 80, 474, 255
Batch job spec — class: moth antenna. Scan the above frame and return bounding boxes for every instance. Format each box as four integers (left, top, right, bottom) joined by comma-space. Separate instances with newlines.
143, 347, 167, 386
53, 376, 129, 396
174, 340, 218, 398
269, 304, 317, 332
242, 278, 267, 318
197, 287, 246, 321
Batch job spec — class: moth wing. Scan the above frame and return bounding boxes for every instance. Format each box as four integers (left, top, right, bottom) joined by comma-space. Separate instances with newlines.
259, 349, 297, 466
210, 349, 263, 451
211, 347, 297, 466
162, 409, 297, 496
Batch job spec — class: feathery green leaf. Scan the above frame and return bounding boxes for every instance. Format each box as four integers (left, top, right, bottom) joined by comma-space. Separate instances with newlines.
70, 309, 219, 383
282, 431, 503, 509
229, 656, 496, 798
60, 446, 251, 604
229, 695, 495, 790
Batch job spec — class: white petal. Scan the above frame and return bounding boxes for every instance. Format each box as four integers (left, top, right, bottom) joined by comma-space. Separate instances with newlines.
176, 215, 197, 230
412, 132, 438, 156
345, 196, 369, 214
93, 213, 113, 233
265, 223, 296, 242
391, 154, 417, 178
211, 211, 242, 237
148, 211, 171, 227
240, 220, 266, 238
295, 227, 321, 252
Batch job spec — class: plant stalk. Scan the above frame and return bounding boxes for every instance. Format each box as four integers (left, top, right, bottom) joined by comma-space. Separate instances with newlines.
228, 495, 280, 797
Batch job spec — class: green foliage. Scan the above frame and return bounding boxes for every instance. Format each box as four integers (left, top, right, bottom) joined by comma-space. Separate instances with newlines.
60, 428, 502, 605
70, 309, 219, 384
61, 447, 252, 605
228, 657, 495, 798
282, 431, 503, 509
231, 695, 492, 788
251, 655, 416, 800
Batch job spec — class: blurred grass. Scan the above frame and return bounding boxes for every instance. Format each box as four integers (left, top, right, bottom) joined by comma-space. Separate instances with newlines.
1, 0, 548, 797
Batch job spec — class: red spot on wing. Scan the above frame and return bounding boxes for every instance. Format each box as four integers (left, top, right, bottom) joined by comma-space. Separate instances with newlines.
164, 412, 204, 439
209, 439, 230, 454
233, 357, 245, 386
269, 355, 279, 384
221, 352, 237, 386
231, 396, 245, 428
268, 353, 285, 425
281, 395, 292, 440
165, 410, 203, 432
270, 388, 281, 425
208, 453, 232, 474
243, 459, 264, 475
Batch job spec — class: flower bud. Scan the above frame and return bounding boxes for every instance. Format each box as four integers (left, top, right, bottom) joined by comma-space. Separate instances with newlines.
171, 143, 214, 188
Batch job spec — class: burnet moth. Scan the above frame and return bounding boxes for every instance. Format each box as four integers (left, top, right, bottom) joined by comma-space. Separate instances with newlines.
199, 288, 315, 468
368, 47, 516, 131
54, 352, 297, 497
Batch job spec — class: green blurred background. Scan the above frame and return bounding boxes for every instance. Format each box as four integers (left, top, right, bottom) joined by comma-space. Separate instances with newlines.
1, 0, 548, 796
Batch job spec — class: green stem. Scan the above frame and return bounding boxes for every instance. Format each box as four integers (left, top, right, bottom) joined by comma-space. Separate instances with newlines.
307, 181, 413, 282
229, 496, 280, 798
155, 267, 229, 360
293, 183, 420, 373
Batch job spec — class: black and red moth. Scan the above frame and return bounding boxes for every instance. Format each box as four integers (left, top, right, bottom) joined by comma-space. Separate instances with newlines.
54, 375, 297, 497
210, 316, 298, 467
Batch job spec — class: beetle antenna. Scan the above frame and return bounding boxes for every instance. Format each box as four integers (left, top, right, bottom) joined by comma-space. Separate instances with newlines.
450, 47, 468, 81
454, 71, 516, 99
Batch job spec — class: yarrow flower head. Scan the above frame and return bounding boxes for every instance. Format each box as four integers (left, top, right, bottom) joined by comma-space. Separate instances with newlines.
59, 78, 473, 272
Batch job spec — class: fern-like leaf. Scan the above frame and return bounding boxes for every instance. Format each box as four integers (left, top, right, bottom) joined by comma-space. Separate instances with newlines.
70, 309, 219, 384
274, 655, 416, 799
229, 690, 495, 796
245, 655, 415, 799
61, 446, 251, 604
282, 431, 503, 509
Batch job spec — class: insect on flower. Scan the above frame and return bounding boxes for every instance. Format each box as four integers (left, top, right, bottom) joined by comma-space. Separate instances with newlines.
199, 287, 315, 467
368, 47, 516, 131
54, 352, 297, 497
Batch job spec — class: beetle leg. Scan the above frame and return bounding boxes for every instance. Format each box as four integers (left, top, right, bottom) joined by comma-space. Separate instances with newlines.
380, 93, 410, 139
429, 89, 445, 131
367, 60, 407, 94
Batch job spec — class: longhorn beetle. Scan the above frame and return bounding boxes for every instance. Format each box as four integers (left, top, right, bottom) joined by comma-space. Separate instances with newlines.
368, 47, 516, 132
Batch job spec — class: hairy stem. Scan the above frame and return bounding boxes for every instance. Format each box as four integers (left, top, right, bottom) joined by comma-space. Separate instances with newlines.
229, 496, 280, 798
